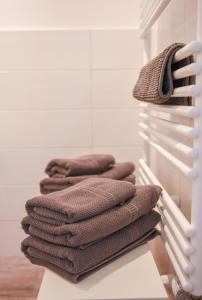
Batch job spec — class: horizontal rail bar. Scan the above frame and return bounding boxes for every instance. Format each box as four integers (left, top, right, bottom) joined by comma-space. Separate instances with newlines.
161, 209, 195, 256
170, 85, 201, 98
139, 112, 149, 120
140, 165, 195, 256
138, 168, 150, 185
139, 102, 200, 118
139, 158, 195, 237
139, 121, 148, 131
139, 121, 198, 158
139, 131, 198, 179
164, 225, 194, 274
147, 127, 198, 159
139, 112, 199, 139
148, 116, 199, 139
165, 242, 193, 292
174, 40, 202, 62
140, 0, 171, 38
173, 63, 201, 80
140, 0, 157, 28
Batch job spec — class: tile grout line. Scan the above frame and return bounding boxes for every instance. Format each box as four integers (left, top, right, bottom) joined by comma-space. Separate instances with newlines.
89, 30, 94, 154
0, 68, 140, 72
0, 108, 139, 112
0, 145, 142, 150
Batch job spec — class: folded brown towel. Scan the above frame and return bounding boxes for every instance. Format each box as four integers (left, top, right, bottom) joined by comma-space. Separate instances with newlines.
22, 185, 162, 247
133, 43, 194, 105
45, 154, 115, 177
26, 178, 136, 224
22, 230, 158, 283
21, 210, 160, 283
121, 174, 136, 183
40, 162, 135, 194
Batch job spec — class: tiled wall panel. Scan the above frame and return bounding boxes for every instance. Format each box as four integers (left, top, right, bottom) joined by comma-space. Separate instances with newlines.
0, 71, 91, 110
0, 28, 142, 255
0, 31, 90, 70
91, 30, 143, 69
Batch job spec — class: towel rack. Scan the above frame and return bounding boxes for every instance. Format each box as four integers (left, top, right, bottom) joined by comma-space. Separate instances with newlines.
139, 0, 202, 297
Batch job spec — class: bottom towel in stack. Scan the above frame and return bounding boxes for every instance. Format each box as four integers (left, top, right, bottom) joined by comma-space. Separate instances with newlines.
22, 211, 159, 282
21, 178, 162, 283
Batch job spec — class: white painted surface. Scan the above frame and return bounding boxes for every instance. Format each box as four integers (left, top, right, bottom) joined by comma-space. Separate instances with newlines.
0, 148, 91, 185
147, 0, 197, 220
0, 31, 91, 70
0, 0, 141, 29
0, 71, 91, 110
0, 111, 91, 148
37, 244, 168, 300
93, 109, 141, 147
91, 30, 143, 69
92, 70, 139, 109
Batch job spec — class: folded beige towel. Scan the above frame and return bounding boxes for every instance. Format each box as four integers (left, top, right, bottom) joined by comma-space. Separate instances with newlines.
21, 210, 160, 283
27, 178, 136, 224
133, 43, 194, 105
40, 163, 135, 194
22, 185, 162, 247
46, 154, 115, 177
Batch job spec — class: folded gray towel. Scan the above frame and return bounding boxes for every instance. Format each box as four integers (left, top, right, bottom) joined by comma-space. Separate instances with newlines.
26, 178, 136, 224
40, 163, 135, 194
45, 154, 115, 177
133, 43, 194, 105
22, 185, 162, 247
21, 210, 160, 283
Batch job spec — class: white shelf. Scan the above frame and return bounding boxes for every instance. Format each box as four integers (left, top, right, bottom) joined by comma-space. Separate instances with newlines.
37, 244, 168, 300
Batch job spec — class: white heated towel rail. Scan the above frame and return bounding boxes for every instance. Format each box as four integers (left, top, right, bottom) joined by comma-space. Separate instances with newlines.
139, 0, 202, 297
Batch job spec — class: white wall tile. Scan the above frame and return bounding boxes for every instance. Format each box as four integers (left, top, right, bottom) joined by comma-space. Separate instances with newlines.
0, 111, 91, 147
0, 31, 90, 70
0, 71, 91, 110
0, 148, 91, 185
0, 28, 144, 256
92, 70, 139, 109
0, 221, 26, 255
184, 0, 197, 42
0, 0, 141, 29
0, 186, 38, 220
91, 30, 143, 69
92, 109, 141, 147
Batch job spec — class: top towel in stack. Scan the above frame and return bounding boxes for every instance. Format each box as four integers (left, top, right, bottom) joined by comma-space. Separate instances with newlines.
21, 177, 162, 283
40, 154, 135, 194
133, 43, 194, 105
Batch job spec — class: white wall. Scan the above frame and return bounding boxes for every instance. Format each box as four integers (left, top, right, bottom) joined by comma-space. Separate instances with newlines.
0, 0, 141, 28
0, 1, 142, 255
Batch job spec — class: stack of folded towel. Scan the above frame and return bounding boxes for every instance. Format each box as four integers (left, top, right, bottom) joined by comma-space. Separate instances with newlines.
21, 177, 162, 283
40, 154, 135, 194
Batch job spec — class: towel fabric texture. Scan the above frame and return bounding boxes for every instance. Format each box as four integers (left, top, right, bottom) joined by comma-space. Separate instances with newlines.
22, 183, 161, 247
133, 43, 194, 105
22, 177, 162, 283
40, 162, 135, 194
21, 210, 160, 283
45, 154, 115, 177
26, 178, 136, 224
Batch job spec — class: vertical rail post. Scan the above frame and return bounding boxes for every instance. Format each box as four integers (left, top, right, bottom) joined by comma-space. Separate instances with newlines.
190, 0, 202, 296
142, 37, 151, 165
